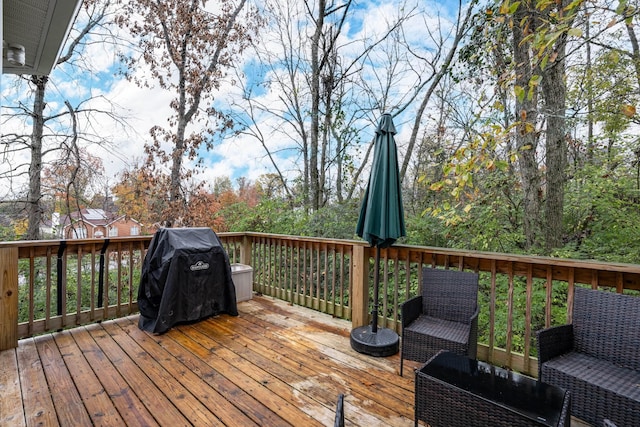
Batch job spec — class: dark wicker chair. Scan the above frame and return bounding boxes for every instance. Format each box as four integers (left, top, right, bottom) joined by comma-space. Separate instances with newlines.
400, 267, 479, 376
537, 287, 640, 427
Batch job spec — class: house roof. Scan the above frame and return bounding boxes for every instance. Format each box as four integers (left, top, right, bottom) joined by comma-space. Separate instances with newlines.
60, 208, 141, 229
2, 0, 83, 75
62, 208, 111, 228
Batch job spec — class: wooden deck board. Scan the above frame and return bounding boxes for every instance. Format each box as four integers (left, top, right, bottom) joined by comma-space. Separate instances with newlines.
68, 325, 158, 427
0, 347, 25, 427
0, 295, 593, 426
86, 321, 192, 426
34, 333, 92, 426
52, 330, 126, 426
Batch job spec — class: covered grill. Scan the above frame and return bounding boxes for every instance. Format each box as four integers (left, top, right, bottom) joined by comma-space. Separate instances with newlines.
138, 227, 238, 334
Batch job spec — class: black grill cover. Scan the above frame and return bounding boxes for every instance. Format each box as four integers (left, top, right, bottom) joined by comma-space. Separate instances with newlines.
138, 227, 238, 334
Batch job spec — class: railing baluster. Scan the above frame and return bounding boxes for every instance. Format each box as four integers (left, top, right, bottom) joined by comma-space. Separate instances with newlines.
489, 260, 497, 364
61, 247, 68, 329
116, 242, 122, 318
545, 266, 553, 328
45, 247, 52, 331
331, 245, 337, 315
315, 243, 321, 309
505, 262, 515, 367
29, 248, 35, 336
524, 265, 533, 374
567, 269, 575, 324
102, 247, 109, 319
290, 240, 295, 301
128, 243, 134, 312
393, 252, 400, 330
90, 245, 96, 321
76, 246, 83, 324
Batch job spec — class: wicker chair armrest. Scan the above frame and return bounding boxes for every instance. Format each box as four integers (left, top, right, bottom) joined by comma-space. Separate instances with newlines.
468, 305, 479, 325
536, 324, 574, 378
401, 296, 423, 328
467, 306, 479, 359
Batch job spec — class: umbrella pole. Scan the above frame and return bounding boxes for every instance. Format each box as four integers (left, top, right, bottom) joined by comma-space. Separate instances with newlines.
371, 246, 380, 333
349, 244, 399, 357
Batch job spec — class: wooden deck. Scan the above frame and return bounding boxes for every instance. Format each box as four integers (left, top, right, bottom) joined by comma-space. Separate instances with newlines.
0, 295, 593, 427
1, 296, 417, 427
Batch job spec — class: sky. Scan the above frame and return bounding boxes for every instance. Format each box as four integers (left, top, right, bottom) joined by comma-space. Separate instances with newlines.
0, 0, 464, 198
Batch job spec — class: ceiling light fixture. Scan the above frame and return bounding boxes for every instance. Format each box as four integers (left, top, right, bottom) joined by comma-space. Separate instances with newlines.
6, 44, 26, 67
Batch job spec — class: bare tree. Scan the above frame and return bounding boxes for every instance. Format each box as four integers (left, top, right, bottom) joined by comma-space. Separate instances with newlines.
397, 0, 479, 183
227, 0, 408, 212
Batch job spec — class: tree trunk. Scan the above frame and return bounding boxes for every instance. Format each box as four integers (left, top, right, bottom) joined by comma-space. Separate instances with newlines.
309, 0, 325, 211
625, 11, 640, 91
542, 60, 567, 251
26, 76, 48, 240
585, 14, 594, 163
512, 5, 542, 250
542, 29, 570, 252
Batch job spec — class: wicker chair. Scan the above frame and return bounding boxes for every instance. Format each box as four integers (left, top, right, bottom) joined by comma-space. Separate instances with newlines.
400, 267, 479, 376
537, 287, 640, 427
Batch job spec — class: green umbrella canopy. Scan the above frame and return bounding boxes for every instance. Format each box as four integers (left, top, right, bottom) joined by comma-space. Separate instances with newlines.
356, 113, 406, 248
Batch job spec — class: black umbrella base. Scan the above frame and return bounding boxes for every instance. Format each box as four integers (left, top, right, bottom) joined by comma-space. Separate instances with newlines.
350, 325, 399, 357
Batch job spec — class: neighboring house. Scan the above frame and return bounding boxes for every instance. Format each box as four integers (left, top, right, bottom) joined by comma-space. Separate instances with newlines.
56, 209, 144, 239
39, 217, 57, 239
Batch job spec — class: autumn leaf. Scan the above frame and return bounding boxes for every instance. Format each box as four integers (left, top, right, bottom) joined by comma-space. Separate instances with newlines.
567, 28, 583, 38
622, 104, 636, 118
499, 0, 510, 15
430, 182, 444, 191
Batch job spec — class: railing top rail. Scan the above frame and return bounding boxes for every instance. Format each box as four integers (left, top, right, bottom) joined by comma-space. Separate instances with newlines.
2, 232, 640, 274
240, 232, 366, 247
394, 243, 640, 274
0, 236, 153, 258
237, 233, 640, 271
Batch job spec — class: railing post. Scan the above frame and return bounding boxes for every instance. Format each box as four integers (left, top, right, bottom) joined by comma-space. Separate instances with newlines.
0, 247, 19, 351
240, 234, 252, 267
351, 244, 370, 328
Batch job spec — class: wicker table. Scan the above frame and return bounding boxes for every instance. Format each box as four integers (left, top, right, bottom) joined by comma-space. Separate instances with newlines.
414, 351, 570, 427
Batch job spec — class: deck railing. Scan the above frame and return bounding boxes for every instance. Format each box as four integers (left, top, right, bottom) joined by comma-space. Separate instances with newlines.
2, 232, 639, 377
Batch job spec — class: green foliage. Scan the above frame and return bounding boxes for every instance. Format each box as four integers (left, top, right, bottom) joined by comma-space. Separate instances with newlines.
404, 213, 448, 248
0, 224, 16, 241
302, 201, 360, 239
567, 47, 638, 146
560, 165, 640, 262
225, 198, 306, 235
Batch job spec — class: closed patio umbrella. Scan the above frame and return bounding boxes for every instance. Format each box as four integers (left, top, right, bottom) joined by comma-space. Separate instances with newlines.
351, 113, 406, 357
